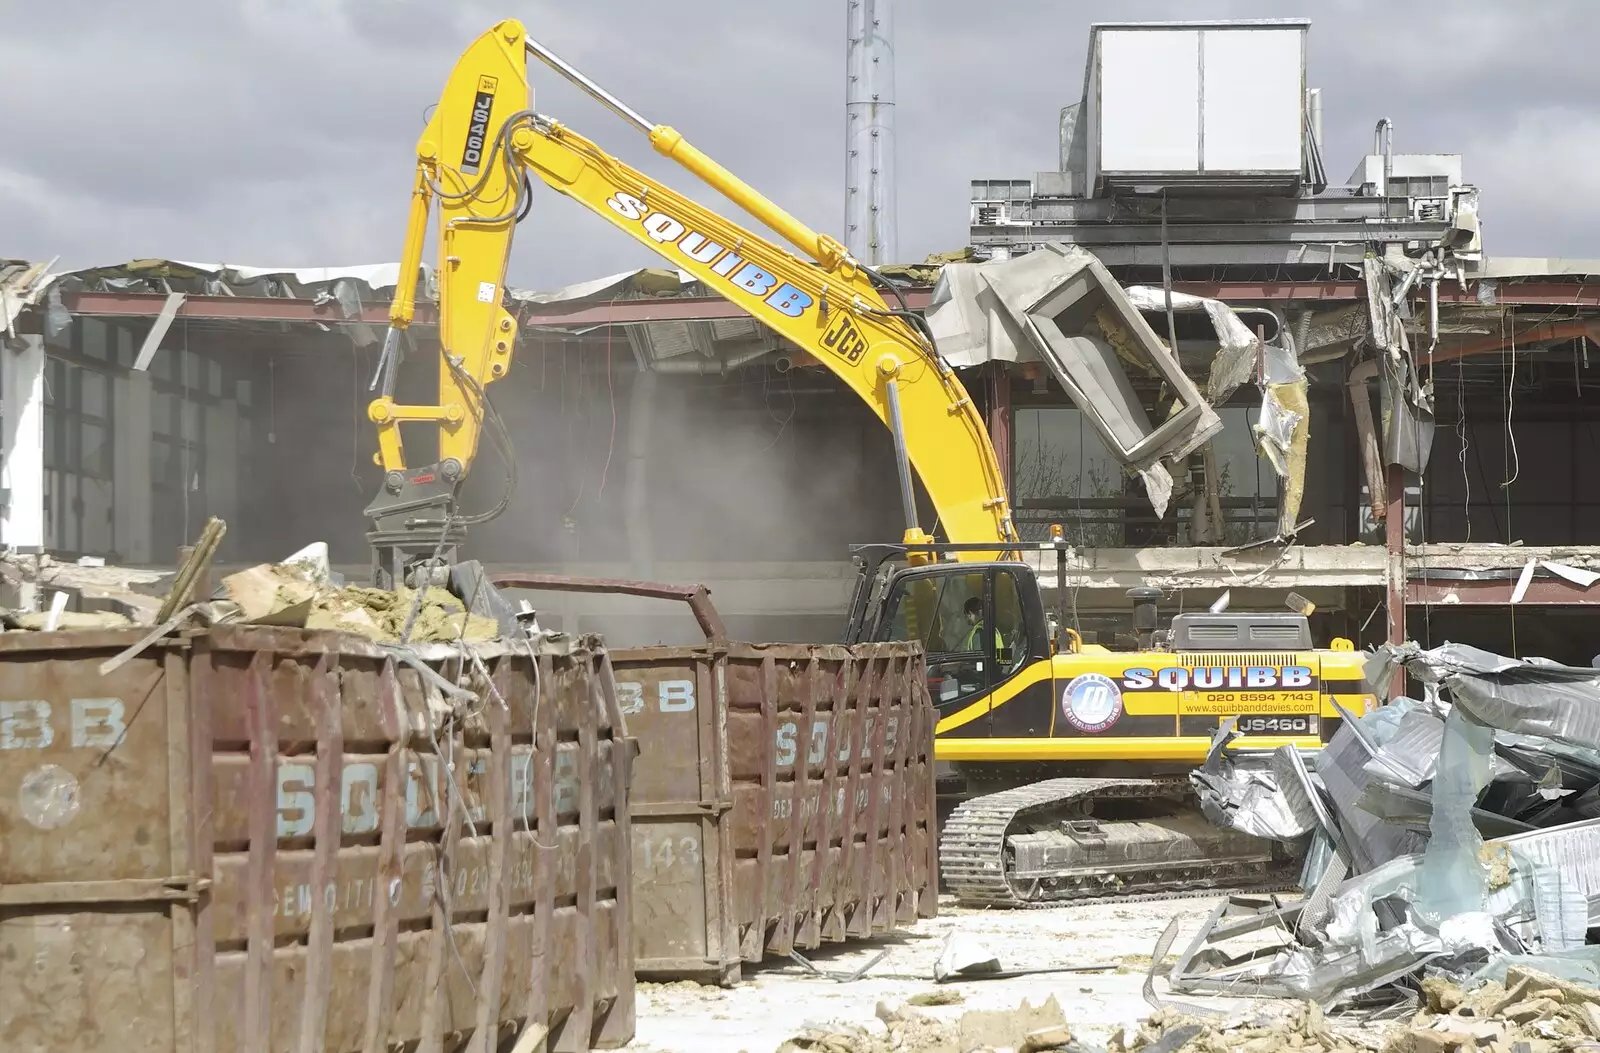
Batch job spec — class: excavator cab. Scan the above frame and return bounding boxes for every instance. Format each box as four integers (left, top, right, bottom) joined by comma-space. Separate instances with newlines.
862, 561, 1049, 716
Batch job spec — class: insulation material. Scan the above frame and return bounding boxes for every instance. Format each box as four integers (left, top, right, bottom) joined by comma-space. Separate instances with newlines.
874, 246, 979, 286
1256, 383, 1304, 462
1207, 342, 1259, 405
1124, 285, 1258, 352
0, 260, 55, 335
1249, 340, 1312, 534
1138, 462, 1174, 521
1263, 378, 1310, 532
43, 287, 71, 341
1364, 257, 1409, 355
1362, 258, 1437, 474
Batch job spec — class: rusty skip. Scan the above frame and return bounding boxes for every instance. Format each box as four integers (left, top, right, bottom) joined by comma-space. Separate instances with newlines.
0, 624, 637, 1053
492, 573, 939, 984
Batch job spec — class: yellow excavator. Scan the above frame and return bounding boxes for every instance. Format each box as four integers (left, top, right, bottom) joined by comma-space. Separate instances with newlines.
366, 19, 1378, 906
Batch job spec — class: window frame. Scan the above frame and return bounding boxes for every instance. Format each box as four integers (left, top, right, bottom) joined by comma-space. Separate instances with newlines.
872, 562, 1049, 712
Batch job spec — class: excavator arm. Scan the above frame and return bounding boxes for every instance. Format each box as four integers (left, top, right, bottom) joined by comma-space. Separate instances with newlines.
365, 19, 1016, 585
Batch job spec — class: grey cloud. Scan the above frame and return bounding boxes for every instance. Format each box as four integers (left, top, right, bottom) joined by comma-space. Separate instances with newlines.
3, 1, 1595, 285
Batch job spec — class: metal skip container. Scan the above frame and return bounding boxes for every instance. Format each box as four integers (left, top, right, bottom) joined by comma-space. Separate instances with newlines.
492, 575, 940, 984
0, 623, 636, 1053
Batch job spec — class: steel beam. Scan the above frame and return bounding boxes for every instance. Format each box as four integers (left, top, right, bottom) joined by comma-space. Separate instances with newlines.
980, 242, 1377, 270
1385, 463, 1407, 697
55, 280, 1600, 331
522, 296, 847, 326
997, 193, 1410, 225
60, 290, 434, 326
972, 220, 1457, 245
1408, 577, 1600, 606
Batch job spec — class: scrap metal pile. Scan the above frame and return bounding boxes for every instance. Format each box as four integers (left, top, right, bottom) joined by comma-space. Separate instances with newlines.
1183, 641, 1600, 1008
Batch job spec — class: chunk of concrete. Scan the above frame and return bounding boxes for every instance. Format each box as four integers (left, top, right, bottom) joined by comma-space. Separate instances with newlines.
1021, 1024, 1075, 1052
956, 995, 1068, 1052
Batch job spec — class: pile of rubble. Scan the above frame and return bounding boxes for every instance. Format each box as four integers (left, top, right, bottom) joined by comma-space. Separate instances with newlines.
1123, 1003, 1371, 1053
1132, 967, 1600, 1053
1187, 641, 1600, 1007
218, 557, 498, 643
0, 551, 164, 629
0, 534, 502, 645
778, 996, 1078, 1053
777, 976, 1600, 1053
1384, 967, 1600, 1053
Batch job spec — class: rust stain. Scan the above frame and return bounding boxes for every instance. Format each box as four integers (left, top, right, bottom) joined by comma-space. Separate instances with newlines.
617, 639, 937, 984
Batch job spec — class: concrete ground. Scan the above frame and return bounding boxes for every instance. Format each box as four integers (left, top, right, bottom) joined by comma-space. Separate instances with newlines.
623, 894, 1289, 1053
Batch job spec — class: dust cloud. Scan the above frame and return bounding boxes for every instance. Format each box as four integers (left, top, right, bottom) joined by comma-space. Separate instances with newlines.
247, 338, 908, 647
463, 346, 909, 645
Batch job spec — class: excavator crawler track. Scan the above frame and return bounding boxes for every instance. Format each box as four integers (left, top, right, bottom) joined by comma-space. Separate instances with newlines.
939, 776, 1298, 908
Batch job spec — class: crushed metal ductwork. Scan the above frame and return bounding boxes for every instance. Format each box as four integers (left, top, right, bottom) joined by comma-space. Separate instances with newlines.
926, 243, 1228, 517
1357, 257, 1438, 476
1181, 642, 1600, 1008
1118, 284, 1258, 404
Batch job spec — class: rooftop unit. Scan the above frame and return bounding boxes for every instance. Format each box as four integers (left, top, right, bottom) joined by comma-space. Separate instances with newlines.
969, 18, 1481, 271
1085, 20, 1312, 198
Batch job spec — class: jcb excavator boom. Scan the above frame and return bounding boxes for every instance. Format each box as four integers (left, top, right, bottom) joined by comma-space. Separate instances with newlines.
363, 18, 1016, 585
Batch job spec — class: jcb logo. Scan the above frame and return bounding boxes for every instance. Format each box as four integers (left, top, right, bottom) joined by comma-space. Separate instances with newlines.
821, 312, 868, 365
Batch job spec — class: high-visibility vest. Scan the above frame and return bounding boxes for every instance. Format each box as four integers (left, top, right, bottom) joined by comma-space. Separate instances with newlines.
962, 624, 1003, 653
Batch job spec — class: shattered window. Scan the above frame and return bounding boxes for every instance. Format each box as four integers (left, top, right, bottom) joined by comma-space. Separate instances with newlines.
880, 570, 996, 710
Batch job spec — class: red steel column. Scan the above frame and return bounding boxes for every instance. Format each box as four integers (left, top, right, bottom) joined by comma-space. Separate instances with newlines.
1385, 462, 1407, 697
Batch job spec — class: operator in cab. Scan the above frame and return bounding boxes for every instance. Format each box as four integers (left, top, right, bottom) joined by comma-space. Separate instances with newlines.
961, 597, 1002, 654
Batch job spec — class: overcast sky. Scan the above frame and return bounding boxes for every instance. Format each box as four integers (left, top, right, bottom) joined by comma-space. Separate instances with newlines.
4, 1, 1597, 291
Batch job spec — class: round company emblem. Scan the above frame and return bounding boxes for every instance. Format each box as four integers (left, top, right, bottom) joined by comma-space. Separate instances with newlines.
1060, 673, 1124, 733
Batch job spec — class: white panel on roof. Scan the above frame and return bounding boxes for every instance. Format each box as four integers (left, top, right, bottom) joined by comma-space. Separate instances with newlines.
1098, 29, 1200, 173
1201, 29, 1303, 173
